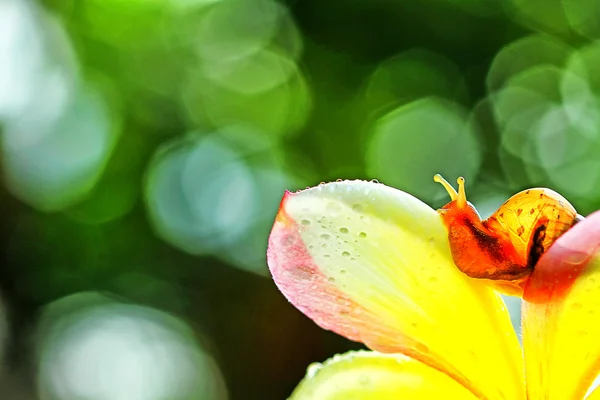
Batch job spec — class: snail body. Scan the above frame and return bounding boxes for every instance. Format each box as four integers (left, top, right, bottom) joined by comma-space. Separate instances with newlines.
434, 174, 582, 296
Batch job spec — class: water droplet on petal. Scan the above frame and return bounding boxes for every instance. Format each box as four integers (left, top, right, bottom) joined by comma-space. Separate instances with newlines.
352, 204, 363, 212
301, 219, 311, 226
339, 227, 349, 234
306, 362, 322, 378
359, 232, 367, 238
342, 251, 350, 257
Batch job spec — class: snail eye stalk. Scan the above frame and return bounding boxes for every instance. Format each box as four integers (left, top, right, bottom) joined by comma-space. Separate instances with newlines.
434, 174, 458, 202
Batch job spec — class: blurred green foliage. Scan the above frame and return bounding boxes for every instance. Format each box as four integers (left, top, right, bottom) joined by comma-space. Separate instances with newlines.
0, 0, 599, 399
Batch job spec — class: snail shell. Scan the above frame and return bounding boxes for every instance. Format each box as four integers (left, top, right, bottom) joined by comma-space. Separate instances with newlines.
434, 174, 582, 296
484, 188, 579, 269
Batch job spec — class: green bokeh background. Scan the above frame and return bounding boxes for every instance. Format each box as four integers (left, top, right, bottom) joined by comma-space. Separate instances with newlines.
1, 0, 600, 399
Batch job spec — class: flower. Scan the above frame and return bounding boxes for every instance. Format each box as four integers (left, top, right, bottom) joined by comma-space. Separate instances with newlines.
267, 180, 600, 399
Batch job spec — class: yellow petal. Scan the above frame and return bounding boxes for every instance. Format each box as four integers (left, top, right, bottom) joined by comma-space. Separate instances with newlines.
289, 350, 479, 400
588, 386, 600, 400
268, 180, 524, 400
522, 210, 600, 400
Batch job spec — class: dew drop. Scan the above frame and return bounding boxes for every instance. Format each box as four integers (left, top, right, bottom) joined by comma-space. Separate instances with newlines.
324, 254, 331, 258
342, 251, 351, 257
322, 243, 327, 248
428, 276, 438, 283
565, 251, 588, 265
320, 233, 331, 240
306, 363, 322, 378
370, 179, 380, 184
301, 219, 311, 226
359, 232, 367, 238
339, 227, 349, 234
340, 269, 347, 274
352, 204, 363, 213
428, 237, 435, 245
328, 277, 336, 283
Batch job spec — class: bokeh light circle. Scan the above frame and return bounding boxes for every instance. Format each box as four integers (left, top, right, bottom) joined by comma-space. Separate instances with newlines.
195, 0, 284, 62
366, 97, 482, 203
486, 34, 572, 94
37, 292, 228, 400
488, 34, 600, 200
0, 0, 78, 135
145, 126, 302, 274
364, 48, 468, 115
2, 85, 121, 212
182, 56, 311, 138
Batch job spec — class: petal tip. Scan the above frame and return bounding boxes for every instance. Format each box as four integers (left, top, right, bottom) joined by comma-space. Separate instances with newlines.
524, 210, 600, 303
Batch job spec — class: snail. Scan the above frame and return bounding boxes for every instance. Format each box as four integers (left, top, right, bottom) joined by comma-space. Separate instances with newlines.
434, 174, 584, 296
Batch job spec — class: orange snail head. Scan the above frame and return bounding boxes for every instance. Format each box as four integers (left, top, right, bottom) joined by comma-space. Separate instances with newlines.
433, 174, 530, 296
433, 174, 482, 227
